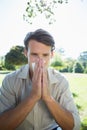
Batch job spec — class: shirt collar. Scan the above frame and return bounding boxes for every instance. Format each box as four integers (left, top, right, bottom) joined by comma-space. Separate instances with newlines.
47, 68, 59, 84
18, 64, 29, 79
18, 65, 59, 84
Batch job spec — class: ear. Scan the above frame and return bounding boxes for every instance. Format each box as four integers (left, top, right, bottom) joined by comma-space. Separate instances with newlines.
24, 48, 28, 58
51, 51, 55, 58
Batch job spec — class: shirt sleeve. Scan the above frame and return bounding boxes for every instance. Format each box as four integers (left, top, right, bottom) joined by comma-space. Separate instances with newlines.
56, 77, 81, 130
0, 75, 16, 114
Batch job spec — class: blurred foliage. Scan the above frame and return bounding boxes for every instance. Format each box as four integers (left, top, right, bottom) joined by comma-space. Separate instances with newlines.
51, 53, 64, 67
78, 51, 87, 73
73, 62, 84, 73
0, 46, 87, 73
23, 0, 68, 24
4, 46, 27, 70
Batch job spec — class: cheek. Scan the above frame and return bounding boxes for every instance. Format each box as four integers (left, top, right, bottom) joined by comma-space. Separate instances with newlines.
45, 57, 50, 66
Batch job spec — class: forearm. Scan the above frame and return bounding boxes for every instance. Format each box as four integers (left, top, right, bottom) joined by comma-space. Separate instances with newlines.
44, 96, 74, 130
0, 95, 37, 130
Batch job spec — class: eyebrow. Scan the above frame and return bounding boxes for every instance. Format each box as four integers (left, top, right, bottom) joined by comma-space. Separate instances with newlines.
30, 52, 49, 55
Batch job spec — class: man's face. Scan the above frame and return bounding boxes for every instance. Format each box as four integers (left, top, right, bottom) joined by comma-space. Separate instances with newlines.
25, 40, 53, 69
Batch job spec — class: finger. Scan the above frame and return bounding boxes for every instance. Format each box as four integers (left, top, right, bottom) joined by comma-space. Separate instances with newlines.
42, 68, 47, 83
38, 59, 43, 80
33, 59, 40, 78
33, 59, 42, 81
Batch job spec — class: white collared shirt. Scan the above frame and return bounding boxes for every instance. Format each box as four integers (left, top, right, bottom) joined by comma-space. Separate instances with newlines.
0, 64, 81, 130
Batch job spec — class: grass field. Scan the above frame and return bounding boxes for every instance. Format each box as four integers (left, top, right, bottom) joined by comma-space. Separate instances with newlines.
0, 71, 87, 130
64, 73, 87, 130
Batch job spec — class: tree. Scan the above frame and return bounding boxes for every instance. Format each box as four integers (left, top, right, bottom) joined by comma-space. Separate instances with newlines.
50, 52, 64, 67
23, 0, 68, 24
73, 62, 84, 73
64, 58, 76, 72
78, 51, 87, 69
5, 46, 27, 68
0, 56, 5, 70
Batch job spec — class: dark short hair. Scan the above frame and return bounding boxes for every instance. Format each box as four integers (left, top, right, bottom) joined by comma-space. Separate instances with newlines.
24, 29, 55, 51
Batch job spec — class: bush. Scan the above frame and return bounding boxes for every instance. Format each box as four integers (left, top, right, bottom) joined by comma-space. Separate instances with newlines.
5, 46, 27, 66
84, 68, 87, 73
60, 68, 68, 72
73, 62, 84, 73
67, 66, 73, 72
5, 62, 15, 70
51, 60, 63, 67
0, 65, 3, 70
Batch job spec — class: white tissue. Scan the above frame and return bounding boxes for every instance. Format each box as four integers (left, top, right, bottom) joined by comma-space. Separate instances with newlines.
32, 60, 46, 71
32, 62, 35, 71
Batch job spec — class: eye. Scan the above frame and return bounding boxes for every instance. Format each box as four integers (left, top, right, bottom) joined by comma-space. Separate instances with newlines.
43, 54, 49, 57
31, 53, 37, 56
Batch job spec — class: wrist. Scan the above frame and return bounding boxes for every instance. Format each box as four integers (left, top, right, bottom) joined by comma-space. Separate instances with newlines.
43, 95, 54, 103
28, 94, 40, 103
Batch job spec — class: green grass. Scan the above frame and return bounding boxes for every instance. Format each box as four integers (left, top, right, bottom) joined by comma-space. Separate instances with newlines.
64, 73, 87, 130
0, 72, 87, 129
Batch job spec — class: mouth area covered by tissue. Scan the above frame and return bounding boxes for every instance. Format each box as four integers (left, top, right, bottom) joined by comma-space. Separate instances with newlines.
31, 60, 46, 71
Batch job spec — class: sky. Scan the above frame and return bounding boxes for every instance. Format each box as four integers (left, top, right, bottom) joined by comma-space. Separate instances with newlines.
0, 0, 87, 59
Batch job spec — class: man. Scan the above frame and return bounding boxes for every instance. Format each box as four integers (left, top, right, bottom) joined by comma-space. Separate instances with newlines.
0, 29, 80, 130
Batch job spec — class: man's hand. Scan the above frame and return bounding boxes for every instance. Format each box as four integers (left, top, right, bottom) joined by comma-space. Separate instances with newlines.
30, 59, 43, 101
41, 65, 51, 101
31, 59, 51, 102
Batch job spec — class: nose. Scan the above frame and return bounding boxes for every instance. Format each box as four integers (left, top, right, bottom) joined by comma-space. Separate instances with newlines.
37, 55, 46, 63
38, 54, 42, 59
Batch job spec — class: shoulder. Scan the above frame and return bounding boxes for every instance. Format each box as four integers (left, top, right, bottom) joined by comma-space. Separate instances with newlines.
48, 67, 69, 88
4, 64, 28, 80
48, 67, 68, 82
2, 64, 28, 87
0, 65, 28, 95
